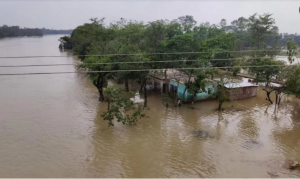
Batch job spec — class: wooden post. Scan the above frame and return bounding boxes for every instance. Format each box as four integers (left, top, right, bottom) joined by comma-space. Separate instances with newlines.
161, 80, 163, 93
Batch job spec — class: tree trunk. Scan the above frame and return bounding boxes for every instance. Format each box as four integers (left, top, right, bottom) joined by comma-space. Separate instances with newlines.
97, 74, 105, 101
98, 88, 105, 101
263, 89, 273, 104
107, 99, 110, 110
255, 73, 259, 85
275, 91, 278, 105
278, 94, 283, 105
275, 91, 283, 106
218, 101, 223, 111
143, 80, 147, 107
125, 77, 129, 92
180, 71, 193, 103
191, 94, 197, 104
139, 77, 143, 93
174, 81, 180, 107
164, 70, 169, 94
164, 70, 169, 106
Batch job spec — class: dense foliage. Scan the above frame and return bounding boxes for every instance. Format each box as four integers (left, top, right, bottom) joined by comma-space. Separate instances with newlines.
286, 66, 300, 98
102, 86, 147, 127
60, 13, 300, 122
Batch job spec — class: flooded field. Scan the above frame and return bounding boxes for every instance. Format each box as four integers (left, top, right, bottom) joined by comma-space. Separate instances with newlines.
0, 35, 299, 177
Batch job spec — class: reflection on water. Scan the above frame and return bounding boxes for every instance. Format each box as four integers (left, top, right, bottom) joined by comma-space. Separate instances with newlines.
0, 36, 299, 177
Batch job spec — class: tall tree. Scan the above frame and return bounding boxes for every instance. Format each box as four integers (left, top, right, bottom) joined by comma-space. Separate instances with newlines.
248, 13, 276, 53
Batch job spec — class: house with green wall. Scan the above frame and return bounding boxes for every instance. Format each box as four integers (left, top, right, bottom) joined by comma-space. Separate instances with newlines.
169, 79, 217, 102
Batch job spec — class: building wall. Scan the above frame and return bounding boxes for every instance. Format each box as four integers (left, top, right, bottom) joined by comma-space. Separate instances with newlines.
169, 81, 217, 102
228, 86, 257, 100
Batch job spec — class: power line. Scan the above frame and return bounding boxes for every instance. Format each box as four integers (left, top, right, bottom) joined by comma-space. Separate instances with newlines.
0, 58, 286, 68
0, 50, 281, 59
0, 65, 290, 76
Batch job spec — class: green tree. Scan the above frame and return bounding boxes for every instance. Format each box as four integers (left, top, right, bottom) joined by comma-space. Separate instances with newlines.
286, 66, 300, 98
286, 40, 297, 64
102, 85, 147, 126
248, 58, 285, 87
186, 73, 210, 103
80, 57, 113, 101
59, 36, 72, 49
200, 33, 237, 67
247, 13, 280, 58
248, 13, 275, 49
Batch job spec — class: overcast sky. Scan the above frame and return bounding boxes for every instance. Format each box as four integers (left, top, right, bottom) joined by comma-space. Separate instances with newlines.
0, 0, 299, 33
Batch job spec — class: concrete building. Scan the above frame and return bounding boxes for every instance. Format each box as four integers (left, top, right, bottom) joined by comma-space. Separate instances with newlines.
215, 78, 258, 101
169, 79, 216, 102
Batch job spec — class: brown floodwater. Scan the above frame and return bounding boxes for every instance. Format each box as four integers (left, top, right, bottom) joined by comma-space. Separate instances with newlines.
0, 35, 299, 178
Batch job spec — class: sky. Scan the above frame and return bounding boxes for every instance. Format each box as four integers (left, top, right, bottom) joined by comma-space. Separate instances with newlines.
0, 0, 299, 33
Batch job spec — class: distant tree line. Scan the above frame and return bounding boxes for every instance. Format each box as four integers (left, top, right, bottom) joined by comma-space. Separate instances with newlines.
280, 33, 300, 48
0, 25, 43, 37
41, 28, 73, 35
0, 25, 73, 38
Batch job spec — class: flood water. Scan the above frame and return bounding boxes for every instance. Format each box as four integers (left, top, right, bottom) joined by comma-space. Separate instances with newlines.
0, 35, 300, 177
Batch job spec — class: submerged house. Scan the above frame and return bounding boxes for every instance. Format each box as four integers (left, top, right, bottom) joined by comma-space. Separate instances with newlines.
150, 70, 258, 103
169, 79, 217, 102
169, 77, 259, 103
215, 78, 258, 101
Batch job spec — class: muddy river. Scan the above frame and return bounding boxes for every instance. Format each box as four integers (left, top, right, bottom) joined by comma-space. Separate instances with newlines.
0, 35, 299, 177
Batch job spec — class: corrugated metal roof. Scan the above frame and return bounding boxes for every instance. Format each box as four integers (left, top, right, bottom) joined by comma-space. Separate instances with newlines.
214, 78, 258, 89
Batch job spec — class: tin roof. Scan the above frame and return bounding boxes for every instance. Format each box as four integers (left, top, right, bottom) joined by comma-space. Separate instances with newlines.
214, 78, 258, 89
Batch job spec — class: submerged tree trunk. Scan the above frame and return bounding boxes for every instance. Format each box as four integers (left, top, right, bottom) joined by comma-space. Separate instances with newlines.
218, 101, 223, 111
263, 88, 274, 104
164, 70, 169, 94
191, 94, 197, 104
255, 73, 259, 85
180, 71, 193, 104
96, 74, 105, 102
144, 82, 147, 107
98, 88, 105, 101
174, 81, 180, 107
275, 90, 284, 106
125, 77, 129, 92
275, 91, 278, 105
139, 78, 143, 93
107, 99, 110, 110
164, 70, 169, 107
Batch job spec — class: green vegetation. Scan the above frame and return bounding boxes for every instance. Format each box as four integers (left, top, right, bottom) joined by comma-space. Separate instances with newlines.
286, 66, 300, 98
102, 85, 147, 127
248, 58, 285, 86
286, 40, 298, 64
60, 13, 300, 125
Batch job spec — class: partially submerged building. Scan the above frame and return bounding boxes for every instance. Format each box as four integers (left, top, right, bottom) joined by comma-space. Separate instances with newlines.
150, 70, 259, 103
169, 79, 216, 102
214, 78, 258, 101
